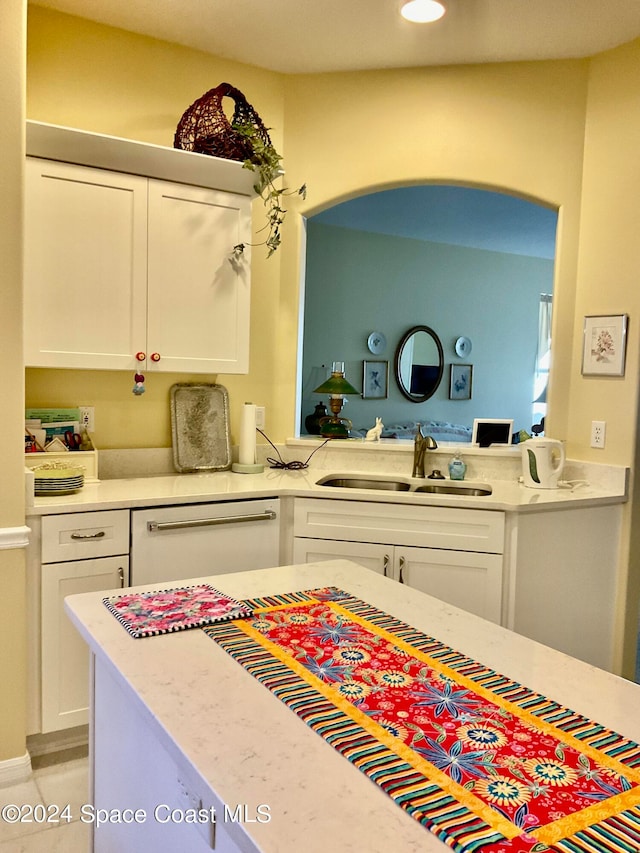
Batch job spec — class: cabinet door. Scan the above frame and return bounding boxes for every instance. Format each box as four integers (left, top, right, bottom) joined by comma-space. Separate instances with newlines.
41, 556, 129, 733
395, 547, 503, 624
146, 180, 251, 373
24, 159, 148, 369
292, 537, 391, 576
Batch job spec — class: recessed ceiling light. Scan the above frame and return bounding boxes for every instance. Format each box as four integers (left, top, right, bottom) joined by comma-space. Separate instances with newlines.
400, 0, 446, 24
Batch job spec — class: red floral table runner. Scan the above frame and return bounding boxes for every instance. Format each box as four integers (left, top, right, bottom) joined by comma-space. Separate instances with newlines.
204, 587, 640, 852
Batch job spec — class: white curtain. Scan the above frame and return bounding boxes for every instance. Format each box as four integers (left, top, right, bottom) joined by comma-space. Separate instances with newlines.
533, 294, 552, 416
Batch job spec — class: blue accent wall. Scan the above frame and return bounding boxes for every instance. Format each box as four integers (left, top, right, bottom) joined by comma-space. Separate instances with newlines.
301, 222, 555, 438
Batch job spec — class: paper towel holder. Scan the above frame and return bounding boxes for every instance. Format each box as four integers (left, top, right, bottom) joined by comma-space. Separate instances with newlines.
231, 401, 265, 474
231, 462, 264, 473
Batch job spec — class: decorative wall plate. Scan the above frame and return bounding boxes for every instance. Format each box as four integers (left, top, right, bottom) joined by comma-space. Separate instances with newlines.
455, 336, 472, 358
367, 331, 387, 355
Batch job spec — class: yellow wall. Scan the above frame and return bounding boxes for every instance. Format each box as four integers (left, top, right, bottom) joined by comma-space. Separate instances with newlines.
14, 8, 640, 750
26, 6, 592, 449
570, 40, 640, 462
280, 62, 590, 445
1, 0, 27, 763
571, 40, 640, 675
26, 6, 286, 448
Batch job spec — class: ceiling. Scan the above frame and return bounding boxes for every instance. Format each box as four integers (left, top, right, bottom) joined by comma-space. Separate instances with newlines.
32, 0, 640, 75
313, 186, 558, 259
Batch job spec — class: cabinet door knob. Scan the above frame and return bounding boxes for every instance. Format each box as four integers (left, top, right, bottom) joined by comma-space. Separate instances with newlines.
383, 554, 390, 577
398, 555, 406, 584
150, 352, 161, 362
135, 351, 146, 361
118, 566, 125, 587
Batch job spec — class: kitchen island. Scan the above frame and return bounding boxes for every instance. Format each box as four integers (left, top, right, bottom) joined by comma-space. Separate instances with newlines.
65, 559, 640, 853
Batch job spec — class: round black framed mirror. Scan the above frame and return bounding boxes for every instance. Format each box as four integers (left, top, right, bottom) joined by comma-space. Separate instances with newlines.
394, 325, 444, 402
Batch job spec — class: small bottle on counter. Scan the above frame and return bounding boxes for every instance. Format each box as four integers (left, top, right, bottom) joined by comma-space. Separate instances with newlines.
448, 453, 467, 481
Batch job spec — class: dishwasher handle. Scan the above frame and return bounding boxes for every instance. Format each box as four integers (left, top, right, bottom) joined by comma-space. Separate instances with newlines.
147, 509, 276, 533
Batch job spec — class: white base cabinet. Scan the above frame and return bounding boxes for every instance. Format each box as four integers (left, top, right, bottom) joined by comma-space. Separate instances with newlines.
393, 546, 503, 624
93, 658, 239, 853
293, 498, 505, 624
42, 557, 128, 733
292, 537, 503, 623
292, 537, 391, 576
40, 510, 130, 733
34, 500, 281, 735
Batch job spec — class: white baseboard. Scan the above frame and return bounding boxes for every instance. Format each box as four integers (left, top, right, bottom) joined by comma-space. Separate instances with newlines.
0, 751, 32, 786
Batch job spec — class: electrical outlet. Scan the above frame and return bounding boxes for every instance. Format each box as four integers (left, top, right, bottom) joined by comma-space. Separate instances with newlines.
591, 420, 606, 449
79, 406, 95, 432
255, 406, 266, 430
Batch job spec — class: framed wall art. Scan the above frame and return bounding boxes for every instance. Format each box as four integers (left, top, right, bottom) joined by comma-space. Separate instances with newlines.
362, 360, 388, 399
582, 314, 628, 376
449, 363, 473, 400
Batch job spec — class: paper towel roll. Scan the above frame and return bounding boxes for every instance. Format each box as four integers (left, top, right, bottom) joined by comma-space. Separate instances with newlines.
239, 402, 257, 465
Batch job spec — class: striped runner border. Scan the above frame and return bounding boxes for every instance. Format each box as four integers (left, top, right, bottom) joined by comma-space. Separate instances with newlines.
204, 587, 640, 852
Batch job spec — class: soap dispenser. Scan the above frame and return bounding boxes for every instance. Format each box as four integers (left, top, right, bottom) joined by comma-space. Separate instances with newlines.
448, 453, 467, 481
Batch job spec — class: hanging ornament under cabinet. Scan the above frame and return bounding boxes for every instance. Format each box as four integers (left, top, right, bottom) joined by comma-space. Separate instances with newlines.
132, 352, 162, 394
133, 372, 145, 395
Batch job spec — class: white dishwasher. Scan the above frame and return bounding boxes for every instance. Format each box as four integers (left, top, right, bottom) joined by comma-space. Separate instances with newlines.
130, 498, 280, 585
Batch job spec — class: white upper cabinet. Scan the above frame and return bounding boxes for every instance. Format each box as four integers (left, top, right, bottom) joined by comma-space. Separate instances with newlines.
146, 180, 250, 374
24, 124, 252, 374
24, 159, 149, 371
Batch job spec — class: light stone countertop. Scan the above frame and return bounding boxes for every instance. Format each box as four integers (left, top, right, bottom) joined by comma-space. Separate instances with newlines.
28, 451, 628, 516
65, 559, 640, 853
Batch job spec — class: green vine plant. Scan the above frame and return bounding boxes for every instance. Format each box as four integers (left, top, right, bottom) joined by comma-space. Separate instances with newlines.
231, 123, 306, 259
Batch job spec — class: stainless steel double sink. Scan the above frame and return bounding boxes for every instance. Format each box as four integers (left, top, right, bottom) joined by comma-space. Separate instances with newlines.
316, 475, 492, 497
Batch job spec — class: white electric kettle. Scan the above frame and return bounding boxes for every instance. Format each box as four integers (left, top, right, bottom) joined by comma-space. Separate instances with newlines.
521, 438, 565, 489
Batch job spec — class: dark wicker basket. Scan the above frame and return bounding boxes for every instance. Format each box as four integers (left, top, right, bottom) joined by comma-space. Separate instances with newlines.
173, 82, 272, 162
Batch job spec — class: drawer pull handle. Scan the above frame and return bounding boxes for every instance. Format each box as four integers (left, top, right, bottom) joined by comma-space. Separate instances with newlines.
383, 554, 390, 577
118, 566, 125, 587
147, 510, 276, 532
70, 530, 106, 540
399, 555, 406, 584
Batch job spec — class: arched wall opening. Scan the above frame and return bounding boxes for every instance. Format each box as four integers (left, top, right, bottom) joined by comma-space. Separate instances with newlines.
297, 182, 558, 442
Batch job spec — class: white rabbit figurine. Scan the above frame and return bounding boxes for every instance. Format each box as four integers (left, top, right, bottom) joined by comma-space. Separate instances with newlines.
365, 417, 384, 442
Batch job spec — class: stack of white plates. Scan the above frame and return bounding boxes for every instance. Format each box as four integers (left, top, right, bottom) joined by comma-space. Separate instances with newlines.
34, 466, 84, 497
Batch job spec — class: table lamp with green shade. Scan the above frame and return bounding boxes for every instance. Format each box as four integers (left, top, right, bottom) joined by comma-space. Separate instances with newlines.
313, 361, 359, 438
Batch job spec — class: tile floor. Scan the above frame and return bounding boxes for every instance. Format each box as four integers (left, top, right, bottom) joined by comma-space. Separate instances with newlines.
0, 750, 90, 852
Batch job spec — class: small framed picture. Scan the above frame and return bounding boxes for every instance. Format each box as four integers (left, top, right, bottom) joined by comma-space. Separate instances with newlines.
362, 360, 388, 399
582, 314, 628, 376
449, 363, 473, 400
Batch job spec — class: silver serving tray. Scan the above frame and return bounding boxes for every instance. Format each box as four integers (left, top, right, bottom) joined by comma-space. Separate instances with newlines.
170, 383, 231, 473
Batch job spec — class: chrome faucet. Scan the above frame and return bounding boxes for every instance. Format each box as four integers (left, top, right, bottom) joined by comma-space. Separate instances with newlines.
412, 424, 438, 478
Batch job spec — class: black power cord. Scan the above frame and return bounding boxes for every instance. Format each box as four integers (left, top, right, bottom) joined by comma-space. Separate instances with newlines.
257, 428, 330, 470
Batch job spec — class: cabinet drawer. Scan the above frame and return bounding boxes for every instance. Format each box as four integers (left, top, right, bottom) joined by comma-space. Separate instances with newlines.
293, 498, 504, 554
42, 510, 129, 563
